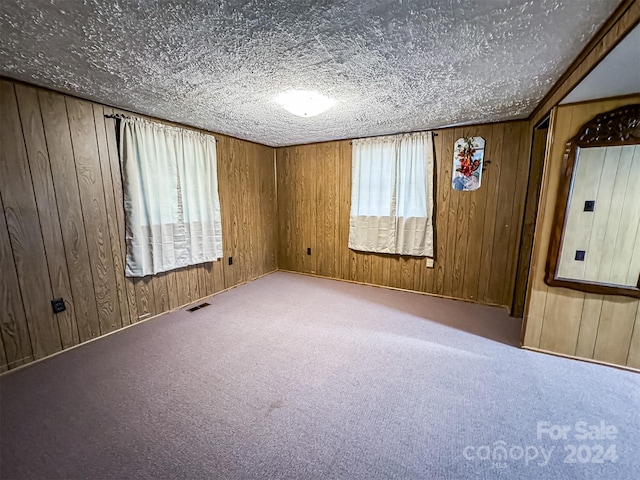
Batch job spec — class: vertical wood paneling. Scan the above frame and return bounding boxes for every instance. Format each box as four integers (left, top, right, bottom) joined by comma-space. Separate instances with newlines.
285, 147, 298, 272
276, 148, 291, 271
14, 84, 79, 349
487, 122, 522, 305
237, 139, 250, 283
442, 128, 462, 296
450, 127, 471, 300
592, 298, 638, 365
476, 123, 504, 304
165, 270, 180, 310
216, 136, 232, 287
175, 268, 192, 306
399, 256, 414, 290
38, 90, 101, 342
522, 108, 567, 349
512, 125, 548, 317
1, 79, 277, 370
252, 145, 265, 278
275, 121, 530, 310
0, 329, 7, 373
574, 294, 604, 358
247, 142, 276, 279
0, 193, 33, 368
0, 80, 61, 359
434, 128, 451, 294
536, 106, 591, 356
134, 277, 155, 319
187, 266, 201, 302
229, 137, 243, 285
294, 147, 304, 273
505, 125, 533, 307
246, 144, 259, 280
461, 125, 492, 302
66, 97, 122, 335
316, 143, 337, 278
213, 259, 226, 293
328, 142, 340, 279
261, 147, 277, 273
539, 288, 585, 356
219, 136, 239, 289
93, 105, 130, 327
199, 264, 213, 298
152, 273, 170, 314
523, 95, 640, 369
307, 145, 318, 274
387, 256, 402, 289
339, 141, 352, 281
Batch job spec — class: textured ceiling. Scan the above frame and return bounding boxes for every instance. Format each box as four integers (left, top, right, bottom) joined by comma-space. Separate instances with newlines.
0, 0, 623, 146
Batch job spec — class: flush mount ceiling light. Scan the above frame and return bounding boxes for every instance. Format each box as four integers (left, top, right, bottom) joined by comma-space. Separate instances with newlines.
275, 90, 336, 118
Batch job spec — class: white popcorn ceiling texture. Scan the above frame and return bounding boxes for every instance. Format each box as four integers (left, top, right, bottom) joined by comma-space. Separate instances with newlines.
0, 0, 622, 147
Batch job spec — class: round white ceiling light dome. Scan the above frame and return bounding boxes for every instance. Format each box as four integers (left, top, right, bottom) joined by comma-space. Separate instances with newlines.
275, 90, 336, 118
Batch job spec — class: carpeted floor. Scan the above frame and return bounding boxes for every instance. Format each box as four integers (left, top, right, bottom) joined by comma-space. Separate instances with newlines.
1, 271, 638, 479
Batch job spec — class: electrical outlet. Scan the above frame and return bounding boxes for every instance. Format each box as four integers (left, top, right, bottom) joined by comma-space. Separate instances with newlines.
307, 247, 311, 255
51, 298, 66, 314
228, 256, 233, 265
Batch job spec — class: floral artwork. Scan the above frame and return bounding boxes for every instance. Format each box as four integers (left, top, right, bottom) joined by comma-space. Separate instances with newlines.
452, 136, 485, 191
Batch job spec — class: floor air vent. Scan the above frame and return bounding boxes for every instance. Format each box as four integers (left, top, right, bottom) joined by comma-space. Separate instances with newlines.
187, 302, 211, 312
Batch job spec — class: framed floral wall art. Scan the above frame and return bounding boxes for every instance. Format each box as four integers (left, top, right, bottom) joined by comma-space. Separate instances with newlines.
452, 136, 485, 191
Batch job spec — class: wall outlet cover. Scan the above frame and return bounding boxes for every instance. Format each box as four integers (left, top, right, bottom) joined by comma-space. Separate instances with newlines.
51, 298, 66, 314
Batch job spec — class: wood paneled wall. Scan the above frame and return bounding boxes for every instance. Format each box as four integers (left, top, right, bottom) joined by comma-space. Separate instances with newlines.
276, 121, 531, 310
522, 95, 640, 370
512, 124, 548, 318
0, 79, 277, 372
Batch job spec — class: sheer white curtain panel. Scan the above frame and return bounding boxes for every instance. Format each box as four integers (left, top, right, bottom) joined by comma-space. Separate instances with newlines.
120, 118, 223, 276
349, 132, 434, 257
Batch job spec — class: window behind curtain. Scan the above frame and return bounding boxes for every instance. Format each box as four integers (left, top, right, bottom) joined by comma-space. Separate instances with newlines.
120, 117, 223, 277
349, 132, 434, 257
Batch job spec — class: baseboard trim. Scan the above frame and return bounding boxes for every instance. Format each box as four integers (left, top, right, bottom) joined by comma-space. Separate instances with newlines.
275, 268, 511, 313
521, 346, 640, 374
1, 269, 278, 377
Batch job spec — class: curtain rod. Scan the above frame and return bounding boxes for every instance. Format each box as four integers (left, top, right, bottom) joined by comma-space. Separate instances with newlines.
104, 113, 131, 120
349, 131, 438, 145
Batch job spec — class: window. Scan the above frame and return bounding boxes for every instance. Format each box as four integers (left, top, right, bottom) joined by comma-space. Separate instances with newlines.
349, 132, 434, 257
120, 117, 223, 276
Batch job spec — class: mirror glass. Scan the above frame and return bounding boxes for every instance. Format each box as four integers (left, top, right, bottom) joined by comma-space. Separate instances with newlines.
556, 145, 640, 287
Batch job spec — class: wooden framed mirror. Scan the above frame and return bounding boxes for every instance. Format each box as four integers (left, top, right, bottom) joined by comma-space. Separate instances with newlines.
545, 104, 640, 298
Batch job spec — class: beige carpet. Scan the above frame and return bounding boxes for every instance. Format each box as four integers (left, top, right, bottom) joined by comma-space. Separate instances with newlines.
1, 271, 638, 479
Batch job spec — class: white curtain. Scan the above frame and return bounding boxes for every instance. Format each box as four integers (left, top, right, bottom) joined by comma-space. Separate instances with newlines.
120, 117, 223, 277
349, 132, 434, 256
